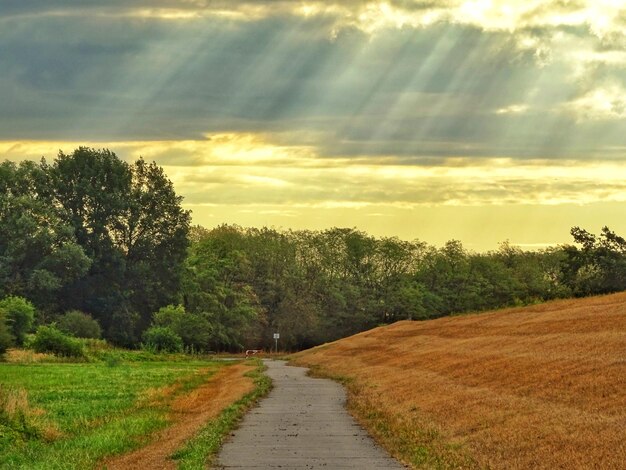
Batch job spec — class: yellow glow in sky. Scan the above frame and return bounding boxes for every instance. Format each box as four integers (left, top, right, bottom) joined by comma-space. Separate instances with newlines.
3, 135, 626, 250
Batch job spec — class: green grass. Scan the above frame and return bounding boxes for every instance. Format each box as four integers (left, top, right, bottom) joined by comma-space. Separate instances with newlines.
0, 360, 226, 469
172, 360, 272, 469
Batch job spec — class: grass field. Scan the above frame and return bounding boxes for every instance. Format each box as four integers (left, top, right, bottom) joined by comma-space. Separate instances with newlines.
0, 357, 260, 469
292, 292, 626, 469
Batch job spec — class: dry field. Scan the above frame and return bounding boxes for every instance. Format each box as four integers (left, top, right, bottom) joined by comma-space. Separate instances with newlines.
292, 293, 626, 469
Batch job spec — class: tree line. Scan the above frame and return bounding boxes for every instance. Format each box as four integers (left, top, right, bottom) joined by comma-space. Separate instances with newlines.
2, 148, 625, 352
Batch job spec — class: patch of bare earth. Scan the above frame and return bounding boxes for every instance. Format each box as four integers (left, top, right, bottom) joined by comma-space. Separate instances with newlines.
103, 363, 255, 470
292, 293, 626, 469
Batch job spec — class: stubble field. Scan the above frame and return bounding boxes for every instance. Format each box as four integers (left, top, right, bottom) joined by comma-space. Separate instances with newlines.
292, 292, 626, 469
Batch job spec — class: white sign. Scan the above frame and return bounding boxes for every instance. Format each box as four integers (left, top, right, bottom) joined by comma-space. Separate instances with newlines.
273, 333, 280, 339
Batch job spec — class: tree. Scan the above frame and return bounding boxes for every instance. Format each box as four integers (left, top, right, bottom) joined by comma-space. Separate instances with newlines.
563, 226, 626, 295
183, 228, 265, 351
121, 158, 191, 327
43, 148, 130, 324
0, 296, 35, 346
43, 148, 191, 340
0, 161, 91, 315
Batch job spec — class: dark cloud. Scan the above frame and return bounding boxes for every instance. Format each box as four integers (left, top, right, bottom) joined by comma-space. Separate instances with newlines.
0, 3, 624, 159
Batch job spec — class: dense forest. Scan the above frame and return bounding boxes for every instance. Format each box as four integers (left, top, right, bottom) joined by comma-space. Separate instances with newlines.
2, 148, 626, 352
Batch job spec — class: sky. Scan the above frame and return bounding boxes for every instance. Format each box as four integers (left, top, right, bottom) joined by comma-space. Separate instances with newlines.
1, 0, 625, 250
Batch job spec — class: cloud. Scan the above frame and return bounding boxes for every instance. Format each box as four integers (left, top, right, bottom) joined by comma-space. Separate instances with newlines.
6, 1, 623, 35
496, 104, 530, 114
0, 1, 624, 160
1, 2, 625, 251
563, 83, 626, 120
4, 134, 626, 211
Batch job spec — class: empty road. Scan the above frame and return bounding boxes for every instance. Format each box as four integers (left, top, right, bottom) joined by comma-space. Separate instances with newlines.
215, 360, 404, 469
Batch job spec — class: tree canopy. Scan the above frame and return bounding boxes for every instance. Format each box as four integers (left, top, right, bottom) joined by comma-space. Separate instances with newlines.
0, 148, 190, 345
2, 148, 625, 352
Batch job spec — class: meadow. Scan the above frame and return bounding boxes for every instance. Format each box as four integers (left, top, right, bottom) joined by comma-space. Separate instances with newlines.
292, 292, 626, 469
0, 355, 265, 469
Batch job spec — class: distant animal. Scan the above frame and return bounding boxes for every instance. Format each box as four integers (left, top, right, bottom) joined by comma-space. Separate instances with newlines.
245, 349, 262, 358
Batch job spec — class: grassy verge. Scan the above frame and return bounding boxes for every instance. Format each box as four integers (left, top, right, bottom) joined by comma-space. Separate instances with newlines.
0, 359, 226, 469
299, 363, 478, 470
172, 359, 272, 469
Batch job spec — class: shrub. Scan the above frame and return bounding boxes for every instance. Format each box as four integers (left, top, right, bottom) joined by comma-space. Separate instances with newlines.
57, 310, 101, 339
0, 310, 14, 354
0, 296, 35, 346
142, 326, 183, 353
31, 325, 85, 358
152, 305, 213, 351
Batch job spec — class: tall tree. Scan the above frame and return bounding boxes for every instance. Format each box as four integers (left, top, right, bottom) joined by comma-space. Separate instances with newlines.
0, 161, 90, 316
120, 158, 191, 328
45, 148, 191, 341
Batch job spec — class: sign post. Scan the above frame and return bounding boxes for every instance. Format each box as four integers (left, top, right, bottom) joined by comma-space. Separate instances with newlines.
273, 333, 280, 353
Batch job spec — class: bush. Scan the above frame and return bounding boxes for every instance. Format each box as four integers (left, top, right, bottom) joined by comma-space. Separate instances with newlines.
0, 310, 14, 354
57, 310, 101, 339
153, 305, 213, 351
31, 325, 85, 358
0, 296, 35, 346
142, 326, 183, 353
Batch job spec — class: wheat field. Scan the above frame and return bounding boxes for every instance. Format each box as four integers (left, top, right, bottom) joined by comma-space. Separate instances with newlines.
292, 293, 626, 469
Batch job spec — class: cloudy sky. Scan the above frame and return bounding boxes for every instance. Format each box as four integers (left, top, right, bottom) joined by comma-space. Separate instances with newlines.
1, 1, 625, 250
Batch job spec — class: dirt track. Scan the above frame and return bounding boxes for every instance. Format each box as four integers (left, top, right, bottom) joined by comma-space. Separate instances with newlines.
103, 363, 254, 470
216, 360, 404, 469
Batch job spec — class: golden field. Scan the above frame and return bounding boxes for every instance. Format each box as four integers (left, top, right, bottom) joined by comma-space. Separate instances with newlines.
291, 293, 626, 469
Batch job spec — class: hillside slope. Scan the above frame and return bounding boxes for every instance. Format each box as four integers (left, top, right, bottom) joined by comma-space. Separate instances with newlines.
292, 293, 626, 469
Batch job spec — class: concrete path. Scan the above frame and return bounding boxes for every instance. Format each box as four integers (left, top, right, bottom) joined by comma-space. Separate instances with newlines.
215, 360, 404, 469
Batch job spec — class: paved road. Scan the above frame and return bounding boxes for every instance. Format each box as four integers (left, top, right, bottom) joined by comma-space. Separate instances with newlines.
215, 360, 404, 469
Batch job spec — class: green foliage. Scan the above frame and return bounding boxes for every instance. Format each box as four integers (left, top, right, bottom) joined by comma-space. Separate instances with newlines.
1, 148, 190, 344
563, 226, 626, 296
57, 310, 102, 339
107, 309, 139, 348
142, 326, 183, 353
0, 296, 35, 346
0, 161, 91, 316
183, 225, 580, 351
153, 303, 186, 326
183, 228, 265, 351
0, 310, 14, 354
31, 325, 85, 358
4, 146, 625, 352
152, 305, 214, 351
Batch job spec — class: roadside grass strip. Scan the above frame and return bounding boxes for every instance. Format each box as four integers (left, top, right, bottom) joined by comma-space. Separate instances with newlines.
172, 359, 272, 469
